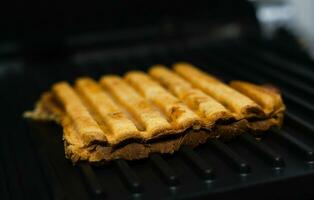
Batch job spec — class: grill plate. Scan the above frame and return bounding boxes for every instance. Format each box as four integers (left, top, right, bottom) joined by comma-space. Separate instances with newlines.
1, 39, 314, 199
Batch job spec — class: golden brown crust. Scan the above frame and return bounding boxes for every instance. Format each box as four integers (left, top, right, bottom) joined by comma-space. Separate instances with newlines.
100, 75, 173, 139
125, 71, 202, 130
230, 80, 285, 116
149, 65, 234, 126
24, 63, 285, 163
74, 78, 142, 145
52, 82, 107, 147
173, 62, 265, 119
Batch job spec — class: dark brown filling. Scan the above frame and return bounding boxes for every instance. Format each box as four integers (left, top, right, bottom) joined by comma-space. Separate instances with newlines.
64, 117, 281, 163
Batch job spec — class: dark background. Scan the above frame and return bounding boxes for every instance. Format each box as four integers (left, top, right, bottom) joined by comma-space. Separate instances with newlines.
1, 1, 314, 199
0, 1, 259, 62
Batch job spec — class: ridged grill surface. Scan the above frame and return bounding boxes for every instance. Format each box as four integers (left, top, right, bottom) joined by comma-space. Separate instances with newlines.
1, 40, 314, 199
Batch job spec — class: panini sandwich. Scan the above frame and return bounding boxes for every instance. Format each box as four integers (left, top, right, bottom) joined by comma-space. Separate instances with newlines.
24, 63, 285, 163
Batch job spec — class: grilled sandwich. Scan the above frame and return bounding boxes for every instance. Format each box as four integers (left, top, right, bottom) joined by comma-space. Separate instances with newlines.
24, 63, 285, 163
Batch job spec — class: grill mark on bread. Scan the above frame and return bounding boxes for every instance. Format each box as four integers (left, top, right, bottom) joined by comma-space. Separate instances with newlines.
74, 78, 143, 145
100, 75, 173, 139
149, 65, 234, 127
125, 71, 202, 130
74, 86, 111, 137
230, 80, 285, 116
123, 73, 173, 125
98, 82, 146, 132
173, 63, 265, 119
52, 82, 107, 147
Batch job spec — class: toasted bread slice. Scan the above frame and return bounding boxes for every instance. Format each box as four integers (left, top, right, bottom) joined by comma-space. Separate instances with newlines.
25, 63, 285, 163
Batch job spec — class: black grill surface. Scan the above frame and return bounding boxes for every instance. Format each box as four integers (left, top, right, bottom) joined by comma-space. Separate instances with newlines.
1, 40, 314, 199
